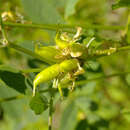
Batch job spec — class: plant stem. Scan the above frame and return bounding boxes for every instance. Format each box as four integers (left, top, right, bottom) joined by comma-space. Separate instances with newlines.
48, 94, 53, 130
0, 71, 129, 102
3, 22, 125, 32
8, 42, 49, 64
0, 16, 8, 46
39, 88, 56, 93
3, 22, 75, 33
0, 88, 53, 102
76, 71, 130, 86
117, 45, 130, 52
3, 41, 130, 67
0, 95, 24, 102
20, 67, 44, 73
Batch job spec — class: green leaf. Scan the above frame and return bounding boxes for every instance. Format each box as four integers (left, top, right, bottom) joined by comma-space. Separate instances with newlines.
29, 94, 48, 115
65, 0, 79, 19
112, 0, 130, 9
60, 101, 78, 130
0, 65, 27, 94
85, 61, 101, 72
21, 0, 64, 24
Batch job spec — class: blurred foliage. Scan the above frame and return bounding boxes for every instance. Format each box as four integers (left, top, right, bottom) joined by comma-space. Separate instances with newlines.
0, 0, 130, 130
112, 0, 130, 9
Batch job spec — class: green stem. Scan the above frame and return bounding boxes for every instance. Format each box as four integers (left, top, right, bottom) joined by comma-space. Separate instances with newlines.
3, 22, 75, 33
8, 42, 49, 64
7, 41, 130, 65
39, 88, 55, 93
117, 45, 130, 52
0, 95, 24, 102
0, 89, 53, 102
20, 68, 44, 73
48, 94, 53, 130
76, 71, 130, 86
3, 22, 125, 32
0, 16, 8, 46
0, 71, 129, 102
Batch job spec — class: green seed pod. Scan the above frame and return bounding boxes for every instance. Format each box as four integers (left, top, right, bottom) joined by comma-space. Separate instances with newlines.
55, 31, 69, 49
60, 59, 78, 73
33, 64, 60, 96
33, 59, 79, 96
35, 45, 64, 64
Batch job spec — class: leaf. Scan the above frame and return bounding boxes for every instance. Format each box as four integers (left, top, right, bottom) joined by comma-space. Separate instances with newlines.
0, 65, 27, 94
85, 60, 101, 72
60, 101, 78, 130
29, 94, 48, 115
21, 0, 64, 24
65, 0, 79, 19
112, 0, 130, 9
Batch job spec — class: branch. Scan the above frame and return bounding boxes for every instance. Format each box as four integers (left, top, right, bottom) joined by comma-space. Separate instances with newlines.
20, 67, 44, 73
0, 71, 129, 102
48, 85, 54, 130
3, 22, 125, 32
3, 22, 75, 33
8, 42, 49, 65
0, 88, 54, 102
0, 95, 24, 102
76, 71, 130, 86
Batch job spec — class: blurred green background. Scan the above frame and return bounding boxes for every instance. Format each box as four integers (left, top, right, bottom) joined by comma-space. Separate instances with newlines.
0, 0, 130, 130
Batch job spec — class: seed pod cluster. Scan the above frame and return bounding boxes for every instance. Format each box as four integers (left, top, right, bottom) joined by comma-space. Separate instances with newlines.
33, 28, 90, 97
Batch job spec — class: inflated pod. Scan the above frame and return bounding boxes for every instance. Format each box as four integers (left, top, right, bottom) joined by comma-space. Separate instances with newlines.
33, 59, 79, 96
55, 31, 69, 49
35, 45, 64, 64
59, 59, 78, 73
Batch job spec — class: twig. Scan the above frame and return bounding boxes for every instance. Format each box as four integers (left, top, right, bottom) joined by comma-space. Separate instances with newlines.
0, 95, 24, 102
0, 71, 129, 102
8, 42, 49, 65
0, 16, 8, 46
48, 86, 54, 130
3, 22, 125, 32
76, 71, 130, 86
